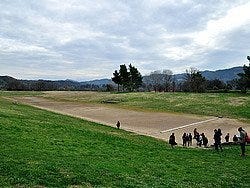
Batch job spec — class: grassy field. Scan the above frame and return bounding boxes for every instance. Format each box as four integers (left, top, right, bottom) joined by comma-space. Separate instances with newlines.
0, 95, 249, 187
39, 91, 250, 121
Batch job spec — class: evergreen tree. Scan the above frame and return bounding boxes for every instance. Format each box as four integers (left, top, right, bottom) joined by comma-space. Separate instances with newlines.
182, 68, 206, 92
111, 70, 121, 91
237, 57, 250, 93
112, 64, 142, 92
119, 64, 130, 91
128, 64, 143, 91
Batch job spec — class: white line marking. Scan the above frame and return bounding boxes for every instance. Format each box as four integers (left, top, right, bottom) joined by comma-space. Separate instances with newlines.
160, 117, 219, 133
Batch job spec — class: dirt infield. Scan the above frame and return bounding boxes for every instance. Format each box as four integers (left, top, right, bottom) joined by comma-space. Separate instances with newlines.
10, 96, 249, 145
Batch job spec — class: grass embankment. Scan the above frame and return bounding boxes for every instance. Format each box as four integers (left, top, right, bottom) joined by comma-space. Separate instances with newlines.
42, 91, 250, 121
0, 97, 249, 187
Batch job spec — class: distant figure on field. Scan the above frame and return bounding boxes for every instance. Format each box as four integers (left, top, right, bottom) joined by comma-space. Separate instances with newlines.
182, 133, 187, 146
185, 133, 189, 147
116, 121, 120, 129
201, 133, 208, 147
188, 133, 192, 146
169, 133, 177, 148
238, 127, 247, 156
233, 135, 238, 143
225, 133, 230, 143
214, 129, 223, 151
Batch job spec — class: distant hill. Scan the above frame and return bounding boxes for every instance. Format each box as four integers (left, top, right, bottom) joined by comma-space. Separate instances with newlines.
0, 66, 244, 90
81, 79, 113, 86
0, 76, 18, 89
202, 66, 243, 82
174, 66, 243, 83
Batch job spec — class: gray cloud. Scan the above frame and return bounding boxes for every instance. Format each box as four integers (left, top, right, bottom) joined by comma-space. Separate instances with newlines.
0, 0, 250, 81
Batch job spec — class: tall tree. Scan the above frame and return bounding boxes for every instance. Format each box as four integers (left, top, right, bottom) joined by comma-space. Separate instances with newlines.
119, 64, 130, 91
237, 57, 250, 93
182, 68, 206, 92
111, 70, 121, 91
112, 64, 143, 92
128, 64, 143, 91
162, 69, 173, 92
147, 70, 163, 92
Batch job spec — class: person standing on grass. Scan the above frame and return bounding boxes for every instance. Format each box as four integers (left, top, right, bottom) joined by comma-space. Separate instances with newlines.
169, 133, 177, 148
238, 127, 247, 156
225, 133, 230, 143
214, 129, 223, 151
116, 121, 120, 129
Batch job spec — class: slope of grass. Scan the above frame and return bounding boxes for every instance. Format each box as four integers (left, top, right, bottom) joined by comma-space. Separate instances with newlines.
41, 91, 250, 120
0, 97, 249, 187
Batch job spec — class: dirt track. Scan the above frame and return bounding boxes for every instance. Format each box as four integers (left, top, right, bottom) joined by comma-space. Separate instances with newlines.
10, 96, 250, 146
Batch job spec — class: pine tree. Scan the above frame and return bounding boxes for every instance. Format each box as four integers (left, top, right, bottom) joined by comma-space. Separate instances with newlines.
119, 64, 130, 91
111, 70, 121, 91
237, 57, 250, 93
112, 64, 143, 92
128, 64, 143, 91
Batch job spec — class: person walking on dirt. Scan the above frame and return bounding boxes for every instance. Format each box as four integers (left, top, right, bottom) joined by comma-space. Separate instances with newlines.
214, 129, 223, 151
225, 133, 230, 143
169, 133, 177, 148
116, 121, 120, 129
238, 127, 247, 156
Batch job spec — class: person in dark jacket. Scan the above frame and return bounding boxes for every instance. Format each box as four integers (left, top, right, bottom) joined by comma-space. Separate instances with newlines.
225, 133, 230, 142
116, 121, 120, 129
188, 133, 192, 146
201, 133, 208, 147
233, 135, 238, 143
169, 133, 177, 148
182, 133, 187, 147
214, 129, 223, 151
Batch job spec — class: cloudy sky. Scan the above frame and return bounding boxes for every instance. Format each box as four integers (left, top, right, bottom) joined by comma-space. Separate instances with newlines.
0, 0, 250, 81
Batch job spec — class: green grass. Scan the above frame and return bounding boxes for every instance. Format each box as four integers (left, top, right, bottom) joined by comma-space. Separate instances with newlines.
0, 97, 249, 187
39, 91, 250, 121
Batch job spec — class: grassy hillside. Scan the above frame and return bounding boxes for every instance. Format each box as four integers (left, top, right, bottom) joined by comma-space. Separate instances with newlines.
41, 91, 250, 121
0, 96, 249, 187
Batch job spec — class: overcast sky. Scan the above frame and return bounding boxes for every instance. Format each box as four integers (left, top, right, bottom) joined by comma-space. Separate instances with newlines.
0, 0, 250, 81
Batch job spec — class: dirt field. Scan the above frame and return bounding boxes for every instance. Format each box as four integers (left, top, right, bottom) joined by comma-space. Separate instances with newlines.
10, 96, 249, 146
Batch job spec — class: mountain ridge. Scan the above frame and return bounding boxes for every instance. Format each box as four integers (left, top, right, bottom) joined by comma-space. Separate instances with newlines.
0, 66, 244, 90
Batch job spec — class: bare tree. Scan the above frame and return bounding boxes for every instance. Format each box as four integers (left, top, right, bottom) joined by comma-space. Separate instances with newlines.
162, 69, 173, 92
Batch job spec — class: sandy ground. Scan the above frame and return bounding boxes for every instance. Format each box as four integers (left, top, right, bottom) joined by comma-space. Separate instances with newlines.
9, 96, 250, 146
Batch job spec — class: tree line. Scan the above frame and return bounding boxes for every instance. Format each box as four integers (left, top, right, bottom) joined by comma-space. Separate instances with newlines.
0, 78, 109, 91
111, 57, 250, 93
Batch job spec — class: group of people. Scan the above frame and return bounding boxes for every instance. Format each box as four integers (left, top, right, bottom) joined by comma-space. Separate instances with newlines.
169, 127, 248, 156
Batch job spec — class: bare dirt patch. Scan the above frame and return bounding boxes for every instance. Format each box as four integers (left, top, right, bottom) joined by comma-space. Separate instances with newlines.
10, 96, 249, 146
